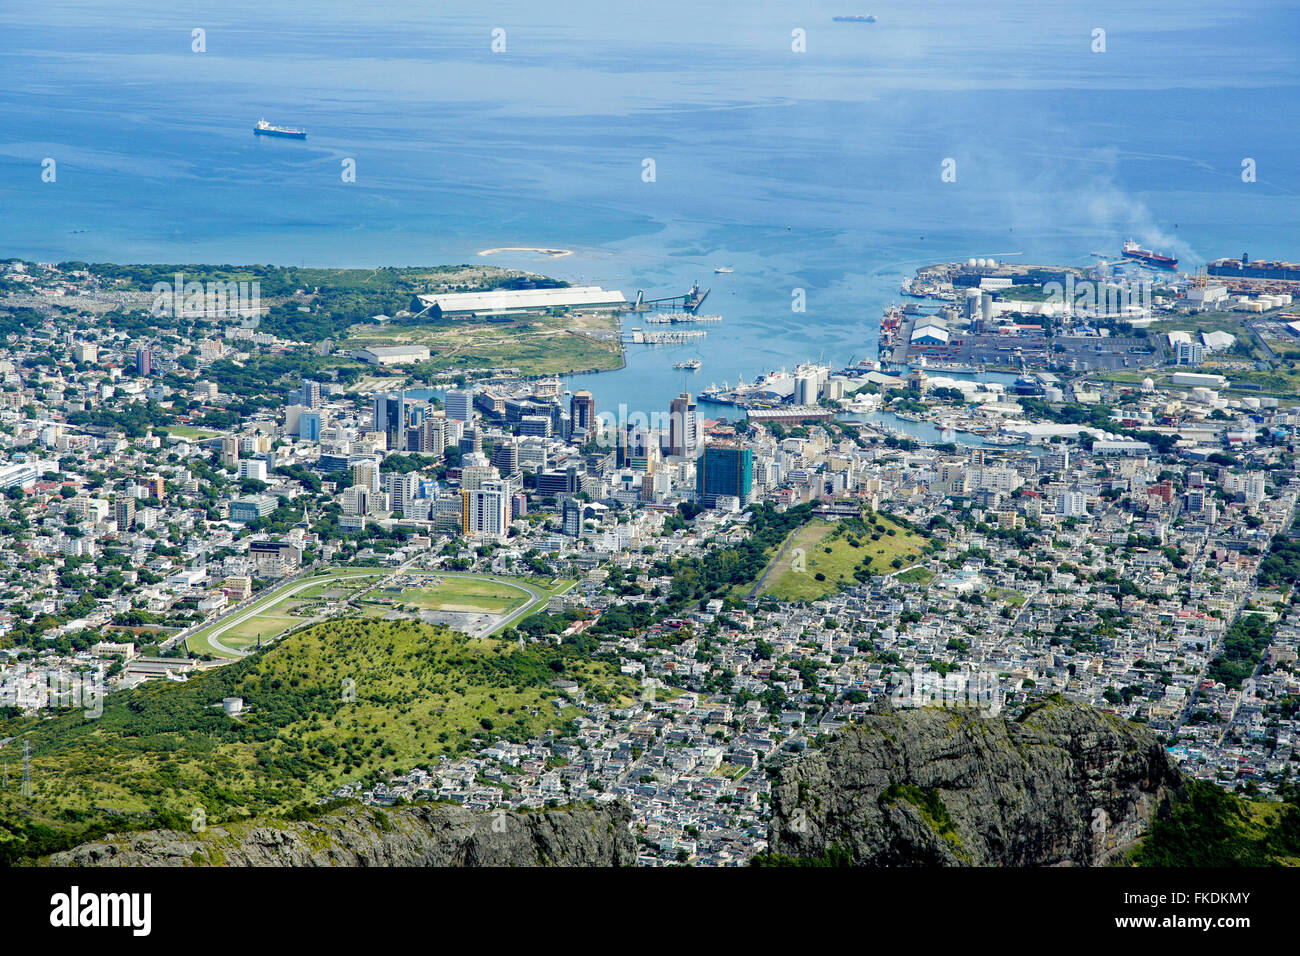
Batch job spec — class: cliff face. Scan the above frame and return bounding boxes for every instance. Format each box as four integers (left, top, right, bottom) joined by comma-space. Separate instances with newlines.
45, 802, 635, 867
769, 699, 1180, 866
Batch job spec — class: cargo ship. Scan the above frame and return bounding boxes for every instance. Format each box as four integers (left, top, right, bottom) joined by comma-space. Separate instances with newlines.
254, 118, 307, 140
1121, 239, 1177, 270
1208, 253, 1300, 282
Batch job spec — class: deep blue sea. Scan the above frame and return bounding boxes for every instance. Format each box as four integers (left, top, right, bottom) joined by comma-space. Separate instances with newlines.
3, 0, 1298, 416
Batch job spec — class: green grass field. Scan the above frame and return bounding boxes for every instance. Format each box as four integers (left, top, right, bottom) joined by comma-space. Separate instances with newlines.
759, 515, 927, 602
217, 612, 304, 650
375, 577, 532, 614
164, 424, 221, 440
896, 566, 936, 586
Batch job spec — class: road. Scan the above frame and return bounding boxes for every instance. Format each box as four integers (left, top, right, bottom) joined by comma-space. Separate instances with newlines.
191, 569, 388, 658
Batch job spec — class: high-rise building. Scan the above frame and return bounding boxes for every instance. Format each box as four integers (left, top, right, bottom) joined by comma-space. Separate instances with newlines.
299, 410, 323, 442
569, 390, 596, 441
618, 423, 657, 472
385, 471, 419, 516
561, 497, 584, 537
135, 347, 153, 377
407, 419, 447, 456
696, 442, 753, 508
114, 497, 135, 532
1056, 491, 1088, 517
519, 414, 551, 438
220, 435, 240, 468
300, 379, 322, 409
491, 438, 520, 475
668, 392, 698, 457
445, 389, 473, 423
462, 477, 511, 542
139, 475, 166, 500
372, 391, 408, 451
352, 458, 382, 494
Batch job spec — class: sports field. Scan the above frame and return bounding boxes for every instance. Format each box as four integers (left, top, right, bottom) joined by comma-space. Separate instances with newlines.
186, 568, 386, 659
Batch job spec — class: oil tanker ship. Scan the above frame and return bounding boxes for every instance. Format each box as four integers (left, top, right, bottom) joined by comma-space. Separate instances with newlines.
254, 119, 307, 140
1121, 239, 1177, 270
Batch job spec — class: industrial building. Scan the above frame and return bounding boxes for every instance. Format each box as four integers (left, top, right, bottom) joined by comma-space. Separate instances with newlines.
417, 286, 627, 317
350, 345, 431, 366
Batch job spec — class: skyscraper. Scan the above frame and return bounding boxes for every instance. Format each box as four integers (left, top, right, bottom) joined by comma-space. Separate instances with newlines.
301, 379, 322, 409
669, 392, 698, 457
569, 390, 596, 441
696, 442, 753, 508
135, 347, 153, 377
372, 391, 407, 451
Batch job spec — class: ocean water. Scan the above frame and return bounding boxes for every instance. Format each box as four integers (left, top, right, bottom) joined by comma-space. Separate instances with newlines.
2, 0, 1298, 416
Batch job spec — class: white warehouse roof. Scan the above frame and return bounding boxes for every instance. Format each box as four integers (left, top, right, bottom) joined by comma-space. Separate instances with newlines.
418, 286, 627, 315
910, 323, 950, 344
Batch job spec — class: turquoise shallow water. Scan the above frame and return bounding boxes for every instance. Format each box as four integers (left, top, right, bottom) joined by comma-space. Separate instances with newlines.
2, 0, 1298, 415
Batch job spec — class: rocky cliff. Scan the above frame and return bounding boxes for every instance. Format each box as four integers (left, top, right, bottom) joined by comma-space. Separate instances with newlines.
44, 801, 635, 867
768, 698, 1179, 866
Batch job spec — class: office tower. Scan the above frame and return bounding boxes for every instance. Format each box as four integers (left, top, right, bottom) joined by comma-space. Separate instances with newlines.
372, 391, 408, 452
491, 437, 520, 475
618, 423, 656, 472
373, 391, 407, 451
569, 390, 596, 441
519, 414, 551, 437
299, 379, 322, 408
445, 389, 473, 423
135, 347, 153, 377
669, 392, 698, 457
1174, 341, 1204, 366
114, 497, 135, 532
299, 410, 323, 442
696, 442, 753, 508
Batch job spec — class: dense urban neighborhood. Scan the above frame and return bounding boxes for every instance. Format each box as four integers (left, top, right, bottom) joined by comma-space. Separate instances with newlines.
4, 257, 1300, 866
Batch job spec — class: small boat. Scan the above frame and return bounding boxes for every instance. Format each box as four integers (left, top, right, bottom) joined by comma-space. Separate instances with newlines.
714, 266, 734, 274
674, 358, 702, 370
833, 15, 877, 22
